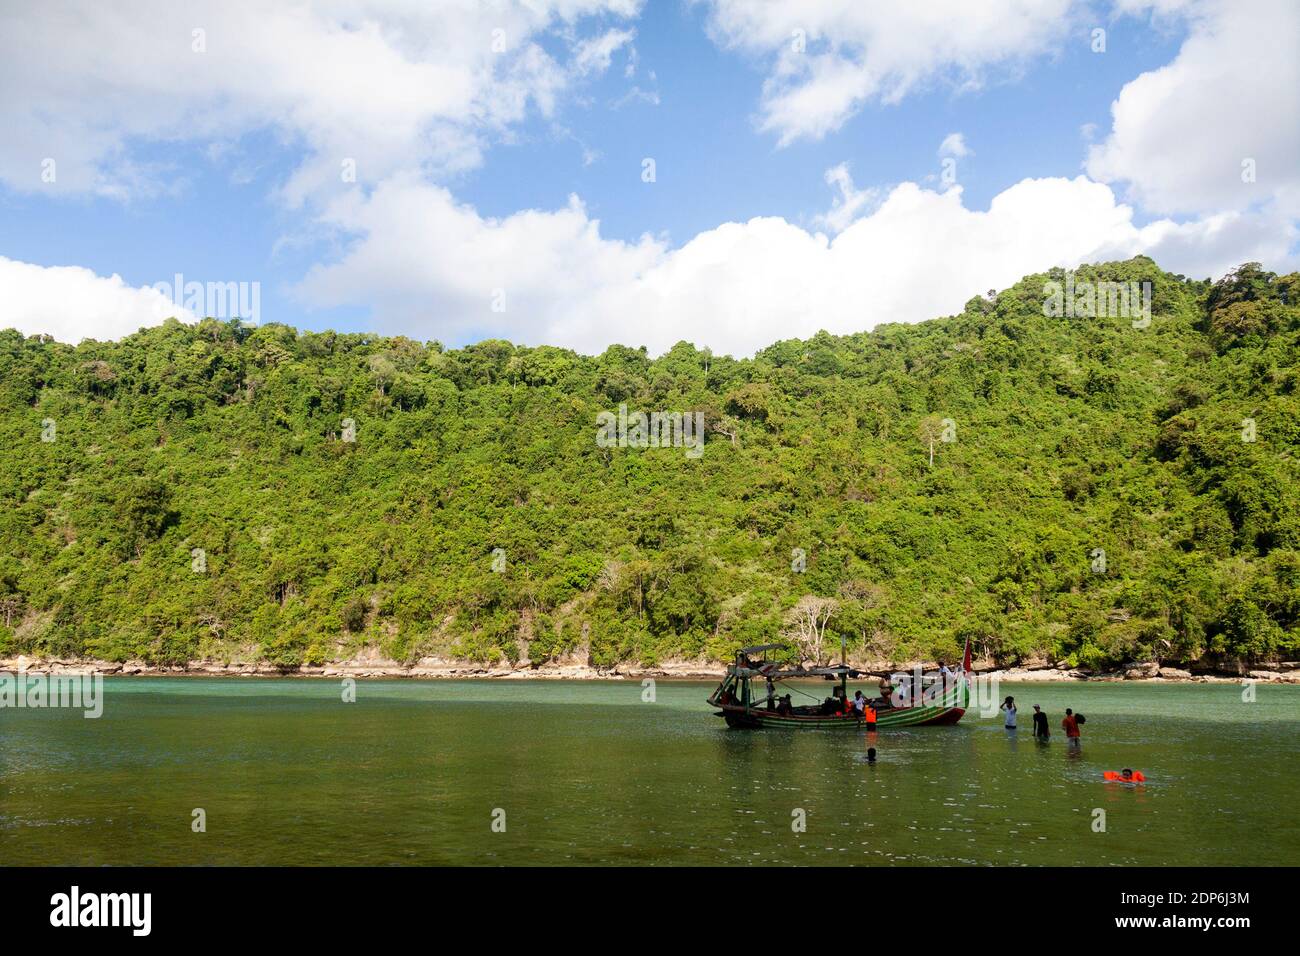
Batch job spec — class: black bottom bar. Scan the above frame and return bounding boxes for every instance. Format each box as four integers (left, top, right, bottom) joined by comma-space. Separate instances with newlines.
0, 866, 1273, 941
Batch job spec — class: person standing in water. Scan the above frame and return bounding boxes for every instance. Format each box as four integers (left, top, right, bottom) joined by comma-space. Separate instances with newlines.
1031, 704, 1050, 738
1000, 695, 1017, 731
1062, 708, 1081, 749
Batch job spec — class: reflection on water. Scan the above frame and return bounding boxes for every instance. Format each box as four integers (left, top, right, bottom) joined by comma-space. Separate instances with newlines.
1, 678, 1297, 865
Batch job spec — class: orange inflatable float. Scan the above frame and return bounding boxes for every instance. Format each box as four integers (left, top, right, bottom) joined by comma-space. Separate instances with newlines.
1103, 770, 1146, 782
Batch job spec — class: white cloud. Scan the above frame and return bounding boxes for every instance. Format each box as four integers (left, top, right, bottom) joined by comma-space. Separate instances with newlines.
702, 0, 1076, 144
6, 0, 1296, 356
294, 173, 1295, 358
0, 0, 641, 202
611, 86, 661, 109
812, 163, 881, 234
1092, 207, 1298, 281
1087, 0, 1300, 217
0, 257, 196, 343
938, 133, 971, 158
572, 28, 636, 76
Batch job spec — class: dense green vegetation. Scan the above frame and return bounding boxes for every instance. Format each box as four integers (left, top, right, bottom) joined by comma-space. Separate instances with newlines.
3, 257, 1299, 671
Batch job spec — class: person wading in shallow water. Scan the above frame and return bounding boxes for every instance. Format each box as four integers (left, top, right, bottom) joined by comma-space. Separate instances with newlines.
1031, 704, 1050, 739
1000, 696, 1017, 731
1062, 708, 1082, 749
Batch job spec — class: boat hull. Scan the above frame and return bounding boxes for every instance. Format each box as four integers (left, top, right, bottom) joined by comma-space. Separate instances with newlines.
719, 704, 965, 729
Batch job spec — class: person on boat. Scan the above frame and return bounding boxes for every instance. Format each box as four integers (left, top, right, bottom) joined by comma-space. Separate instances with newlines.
777, 694, 793, 716
1000, 696, 1017, 731
1062, 708, 1081, 748
765, 678, 776, 711
1031, 704, 1050, 738
852, 690, 867, 717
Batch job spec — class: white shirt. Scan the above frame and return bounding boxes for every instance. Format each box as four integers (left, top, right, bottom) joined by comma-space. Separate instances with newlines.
1002, 704, 1017, 727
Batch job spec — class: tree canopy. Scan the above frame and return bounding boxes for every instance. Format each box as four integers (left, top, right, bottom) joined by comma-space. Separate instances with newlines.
2, 257, 1298, 672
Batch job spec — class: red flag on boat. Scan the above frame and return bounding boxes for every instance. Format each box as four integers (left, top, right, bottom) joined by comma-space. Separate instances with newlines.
962, 635, 972, 676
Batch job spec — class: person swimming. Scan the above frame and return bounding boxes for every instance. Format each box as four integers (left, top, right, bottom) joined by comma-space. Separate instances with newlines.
1103, 768, 1146, 782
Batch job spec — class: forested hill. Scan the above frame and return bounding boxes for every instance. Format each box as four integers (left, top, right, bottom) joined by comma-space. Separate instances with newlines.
3, 257, 1299, 672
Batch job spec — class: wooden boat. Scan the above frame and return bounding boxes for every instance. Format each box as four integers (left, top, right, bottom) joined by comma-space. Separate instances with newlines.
707, 639, 970, 729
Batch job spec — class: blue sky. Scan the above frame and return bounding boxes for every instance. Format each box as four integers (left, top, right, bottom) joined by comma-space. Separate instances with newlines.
1, 1, 1296, 355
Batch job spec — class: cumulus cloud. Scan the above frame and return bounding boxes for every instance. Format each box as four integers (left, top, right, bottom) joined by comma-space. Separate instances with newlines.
5, 0, 1296, 355
0, 257, 196, 343
0, 0, 643, 343
1087, 0, 1300, 217
294, 173, 1294, 357
0, 0, 641, 202
702, 0, 1075, 144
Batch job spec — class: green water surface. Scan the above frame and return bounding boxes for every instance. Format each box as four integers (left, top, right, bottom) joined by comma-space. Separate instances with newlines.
2, 678, 1297, 865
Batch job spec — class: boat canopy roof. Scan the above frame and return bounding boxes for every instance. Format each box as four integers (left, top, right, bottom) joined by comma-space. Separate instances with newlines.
737, 642, 786, 655
730, 662, 866, 680
730, 642, 869, 680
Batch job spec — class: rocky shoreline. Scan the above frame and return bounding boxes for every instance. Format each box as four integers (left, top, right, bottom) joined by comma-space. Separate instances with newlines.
3, 654, 1297, 684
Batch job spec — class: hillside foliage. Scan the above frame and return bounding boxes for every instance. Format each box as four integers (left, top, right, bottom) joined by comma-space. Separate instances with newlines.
2, 257, 1299, 671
